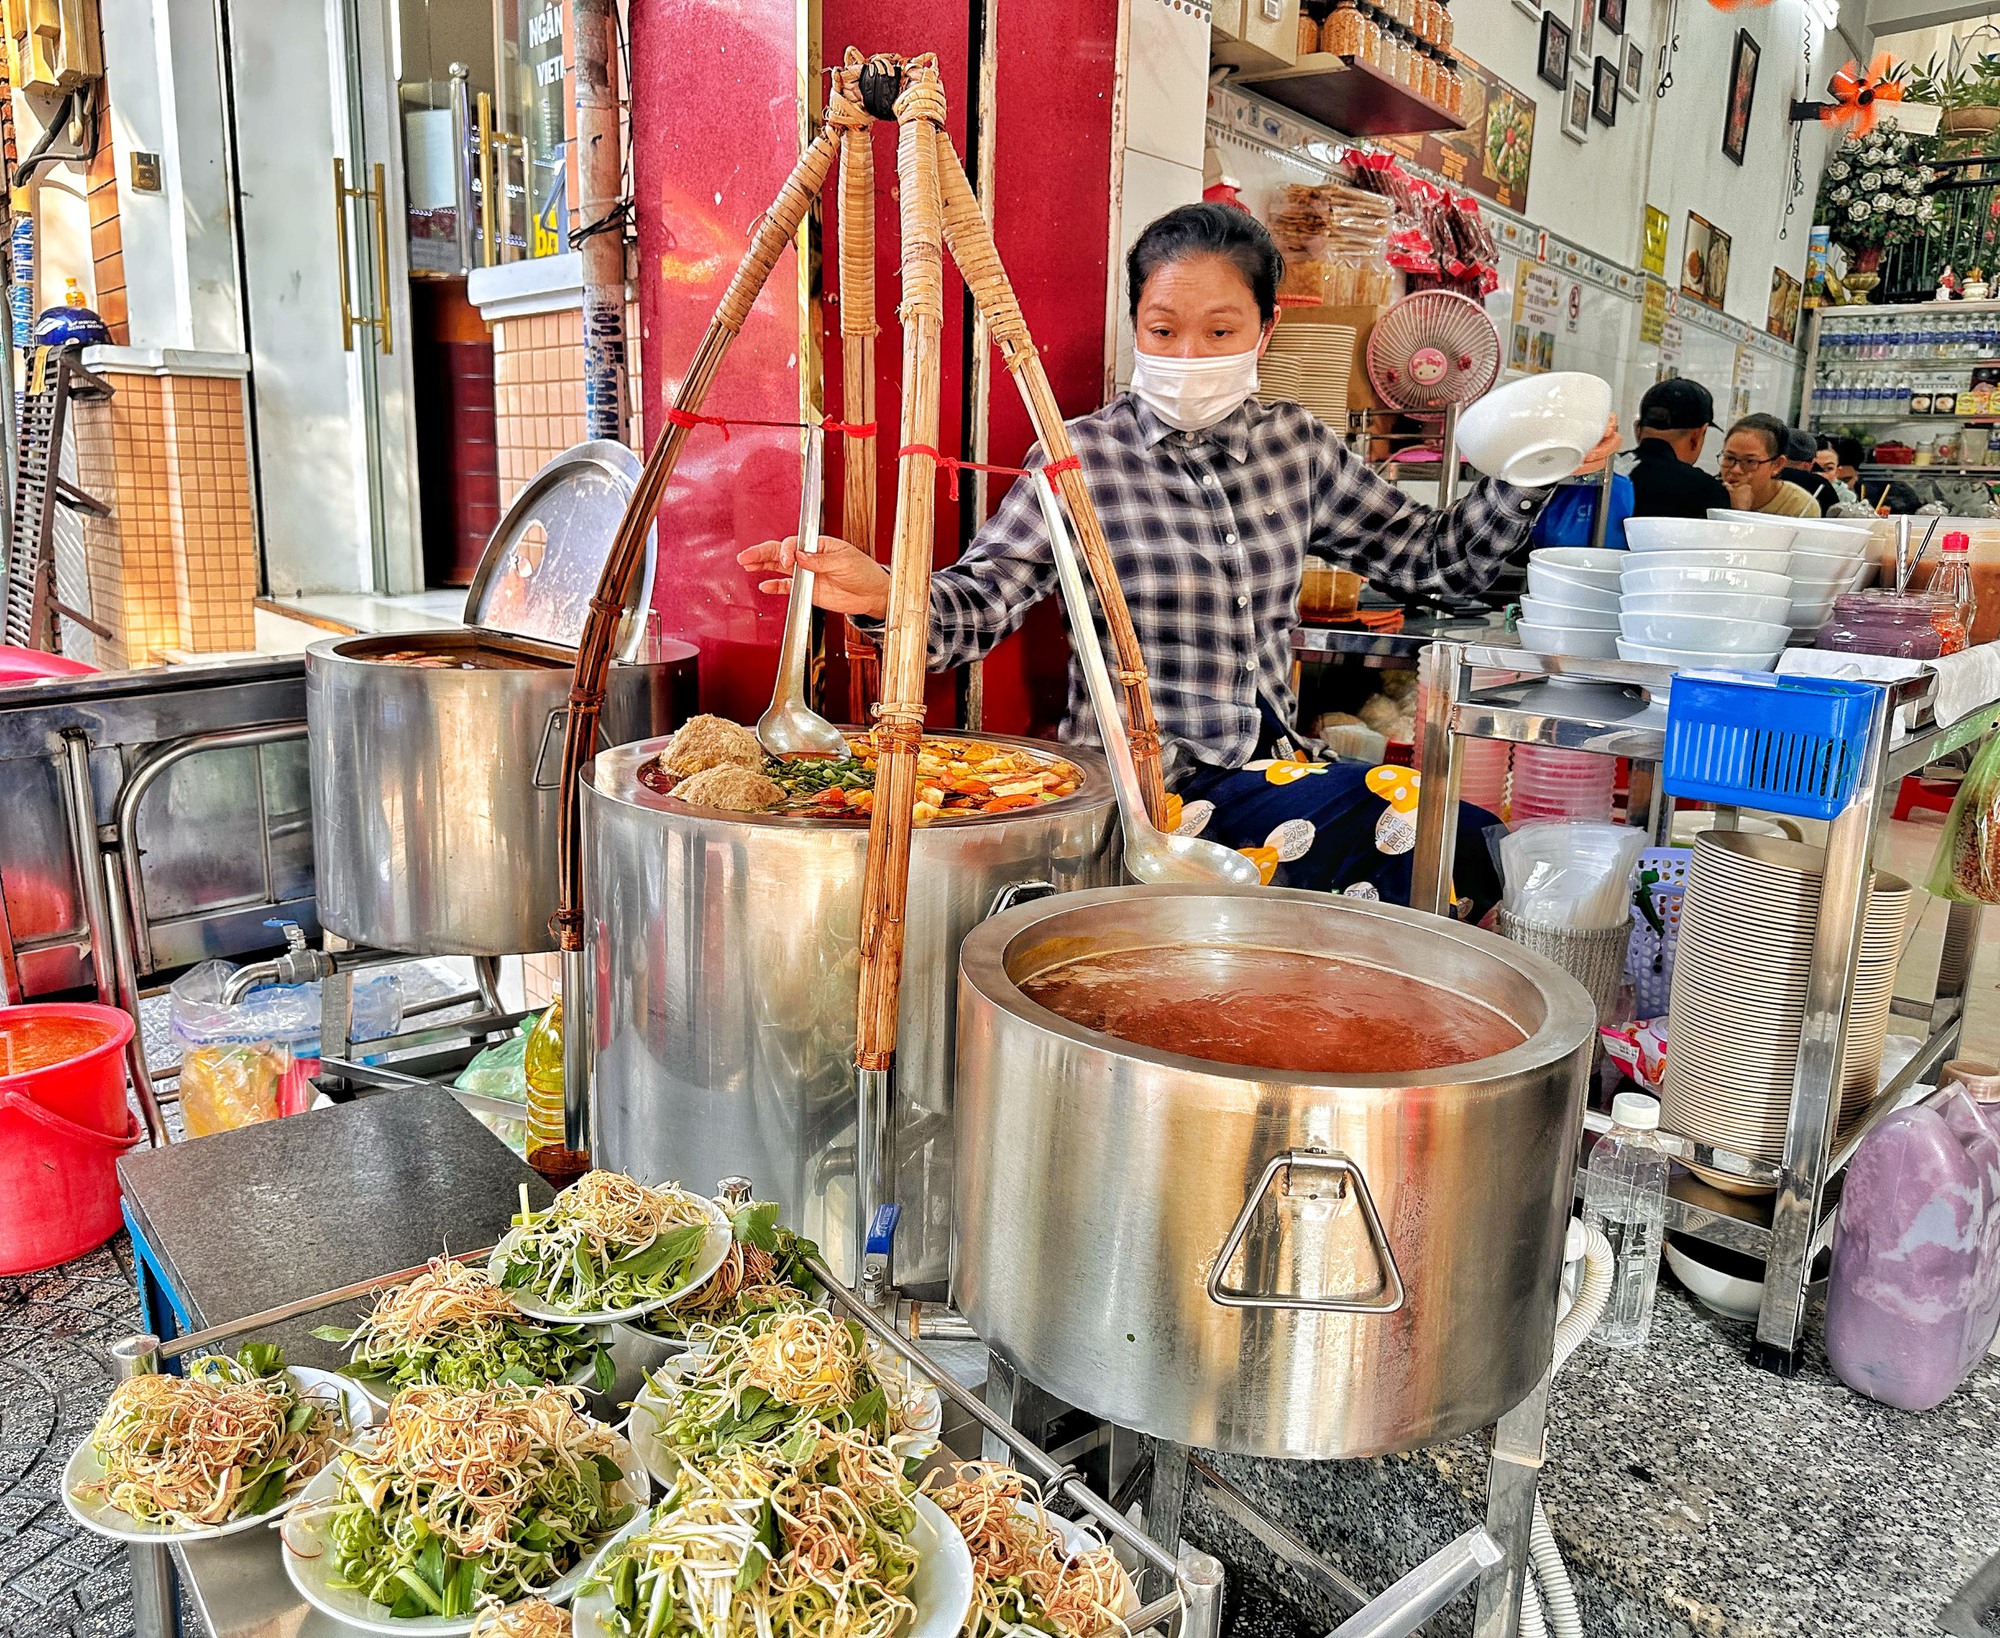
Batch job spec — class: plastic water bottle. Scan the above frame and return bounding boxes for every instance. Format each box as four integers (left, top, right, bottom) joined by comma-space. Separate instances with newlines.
1582, 1091, 1669, 1348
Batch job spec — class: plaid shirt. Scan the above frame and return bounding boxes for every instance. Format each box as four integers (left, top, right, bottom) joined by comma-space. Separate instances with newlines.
904, 393, 1548, 784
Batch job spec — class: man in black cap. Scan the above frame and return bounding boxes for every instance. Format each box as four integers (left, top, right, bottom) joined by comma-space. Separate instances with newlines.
1782, 427, 1843, 512
1628, 379, 1732, 520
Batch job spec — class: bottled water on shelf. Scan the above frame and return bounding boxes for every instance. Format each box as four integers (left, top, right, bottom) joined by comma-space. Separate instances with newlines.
1582, 1091, 1669, 1349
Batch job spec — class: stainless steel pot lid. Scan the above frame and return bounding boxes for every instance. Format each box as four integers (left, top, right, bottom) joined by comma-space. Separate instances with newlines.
463, 440, 659, 650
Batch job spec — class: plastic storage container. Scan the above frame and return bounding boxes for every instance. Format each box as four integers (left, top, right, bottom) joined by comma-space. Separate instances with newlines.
1582, 1091, 1670, 1348
1825, 1070, 2000, 1410
1509, 745, 1616, 827
1661, 672, 1876, 821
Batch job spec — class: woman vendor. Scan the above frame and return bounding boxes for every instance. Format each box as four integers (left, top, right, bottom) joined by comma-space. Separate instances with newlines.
739, 203, 1616, 904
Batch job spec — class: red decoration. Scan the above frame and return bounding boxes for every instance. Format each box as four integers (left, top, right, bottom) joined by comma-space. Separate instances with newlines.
1823, 54, 1905, 135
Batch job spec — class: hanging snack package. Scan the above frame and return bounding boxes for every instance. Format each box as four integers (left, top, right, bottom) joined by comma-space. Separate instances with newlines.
1928, 732, 2000, 904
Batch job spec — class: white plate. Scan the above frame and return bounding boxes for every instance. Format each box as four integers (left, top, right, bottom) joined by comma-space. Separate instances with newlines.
626, 1343, 945, 1490
571, 1493, 974, 1638
489, 1193, 733, 1325
279, 1427, 648, 1635
342, 1326, 615, 1411
63, 1367, 374, 1545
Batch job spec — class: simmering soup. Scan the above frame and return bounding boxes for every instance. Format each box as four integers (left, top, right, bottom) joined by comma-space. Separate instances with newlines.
1018, 944, 1524, 1074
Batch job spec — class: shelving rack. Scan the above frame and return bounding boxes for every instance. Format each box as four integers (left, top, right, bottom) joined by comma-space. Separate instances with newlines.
1407, 639, 1997, 1371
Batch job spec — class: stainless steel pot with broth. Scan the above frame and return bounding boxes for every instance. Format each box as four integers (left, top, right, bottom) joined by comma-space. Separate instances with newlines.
951, 885, 1595, 1460
584, 734, 1118, 1292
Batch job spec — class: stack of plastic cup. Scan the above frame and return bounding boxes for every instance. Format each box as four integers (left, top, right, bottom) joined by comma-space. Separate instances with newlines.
1459, 739, 1512, 817
1509, 745, 1616, 827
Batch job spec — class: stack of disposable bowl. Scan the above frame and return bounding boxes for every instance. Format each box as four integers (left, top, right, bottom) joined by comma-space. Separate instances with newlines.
1618, 518, 1796, 671
1509, 744, 1616, 827
1519, 547, 1625, 659
1707, 509, 1876, 636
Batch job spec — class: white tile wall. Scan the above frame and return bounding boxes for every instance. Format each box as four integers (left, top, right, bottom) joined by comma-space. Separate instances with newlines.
1124, 0, 1212, 172
1111, 148, 1205, 385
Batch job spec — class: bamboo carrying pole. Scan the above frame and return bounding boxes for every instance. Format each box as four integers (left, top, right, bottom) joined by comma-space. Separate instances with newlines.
551, 55, 1171, 1212
832, 54, 882, 722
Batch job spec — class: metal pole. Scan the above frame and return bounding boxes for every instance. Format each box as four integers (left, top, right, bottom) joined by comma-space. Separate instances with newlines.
1409, 641, 1465, 917
1332, 1527, 1505, 1638
1470, 1374, 1550, 1638
448, 63, 473, 276
573, 0, 628, 443
562, 944, 591, 1154
1588, 457, 1616, 550
1436, 403, 1461, 508
112, 1334, 177, 1638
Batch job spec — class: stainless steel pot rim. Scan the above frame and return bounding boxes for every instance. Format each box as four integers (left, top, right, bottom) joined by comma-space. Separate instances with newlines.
587, 733, 1114, 830
959, 882, 1599, 1093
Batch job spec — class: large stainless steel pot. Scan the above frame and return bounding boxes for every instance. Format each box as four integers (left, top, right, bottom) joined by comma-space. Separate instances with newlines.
952, 886, 1594, 1460
307, 633, 693, 954
585, 736, 1118, 1292
305, 440, 695, 955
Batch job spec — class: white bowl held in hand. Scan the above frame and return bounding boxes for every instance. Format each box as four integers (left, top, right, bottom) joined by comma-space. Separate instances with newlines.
1519, 594, 1620, 630
1517, 620, 1620, 658
1617, 611, 1791, 652
1627, 516, 1800, 554
1621, 591, 1790, 625
1456, 372, 1614, 486
1619, 547, 1792, 576
1616, 639, 1784, 671
1620, 564, 1791, 599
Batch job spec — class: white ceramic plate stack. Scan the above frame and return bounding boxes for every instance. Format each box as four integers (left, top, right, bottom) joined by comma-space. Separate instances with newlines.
1262, 321, 1354, 425
1663, 830, 1911, 1193
1617, 518, 1798, 671
1707, 510, 1875, 636
1520, 547, 1624, 659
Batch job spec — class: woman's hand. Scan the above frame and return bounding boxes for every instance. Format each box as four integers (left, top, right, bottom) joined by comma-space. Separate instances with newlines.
736, 534, 892, 619
1724, 478, 1757, 511
1570, 414, 1622, 477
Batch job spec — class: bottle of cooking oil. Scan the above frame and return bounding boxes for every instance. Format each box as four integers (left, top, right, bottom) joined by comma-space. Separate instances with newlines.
524, 993, 565, 1159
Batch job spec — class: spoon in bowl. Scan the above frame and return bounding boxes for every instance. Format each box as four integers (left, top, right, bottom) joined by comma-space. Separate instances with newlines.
1032, 477, 1260, 887
757, 420, 851, 760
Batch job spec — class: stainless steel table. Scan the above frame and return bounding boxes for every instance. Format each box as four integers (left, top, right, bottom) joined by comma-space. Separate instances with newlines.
173, 1530, 351, 1638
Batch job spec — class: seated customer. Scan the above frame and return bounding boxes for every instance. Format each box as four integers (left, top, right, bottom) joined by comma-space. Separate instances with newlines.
1628, 379, 1731, 519
1784, 427, 1842, 511
1814, 435, 1858, 506
1720, 414, 1822, 518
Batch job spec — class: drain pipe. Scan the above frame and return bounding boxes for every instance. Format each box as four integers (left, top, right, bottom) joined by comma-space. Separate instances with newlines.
573, 0, 627, 444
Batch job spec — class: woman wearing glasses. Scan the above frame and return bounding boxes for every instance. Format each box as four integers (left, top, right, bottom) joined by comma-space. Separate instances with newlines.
1718, 412, 1823, 519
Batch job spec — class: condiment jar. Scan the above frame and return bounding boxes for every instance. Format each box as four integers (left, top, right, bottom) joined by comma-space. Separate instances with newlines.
1325, 0, 1362, 56
1816, 590, 1957, 660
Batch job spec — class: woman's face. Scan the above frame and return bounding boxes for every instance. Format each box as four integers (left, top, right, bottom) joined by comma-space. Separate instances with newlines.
1135, 254, 1274, 359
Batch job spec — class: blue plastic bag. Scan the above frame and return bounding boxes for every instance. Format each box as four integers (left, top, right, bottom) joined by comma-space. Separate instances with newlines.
1529, 474, 1634, 550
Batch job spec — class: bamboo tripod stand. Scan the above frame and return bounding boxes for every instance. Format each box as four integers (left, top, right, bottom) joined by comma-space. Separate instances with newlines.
546, 53, 1169, 1215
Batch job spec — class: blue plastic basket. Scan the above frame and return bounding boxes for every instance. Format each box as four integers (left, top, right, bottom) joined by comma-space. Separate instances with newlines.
1661, 672, 1879, 820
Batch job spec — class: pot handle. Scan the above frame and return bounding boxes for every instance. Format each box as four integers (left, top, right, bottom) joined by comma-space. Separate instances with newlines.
0, 1089, 145, 1151
1206, 1148, 1406, 1315
531, 708, 571, 789
986, 879, 1056, 919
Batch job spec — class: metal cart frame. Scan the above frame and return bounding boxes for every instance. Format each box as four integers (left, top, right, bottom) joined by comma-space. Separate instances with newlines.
1408, 639, 1997, 1370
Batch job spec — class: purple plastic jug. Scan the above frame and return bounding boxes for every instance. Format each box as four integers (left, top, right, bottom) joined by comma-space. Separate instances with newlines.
1825, 1072, 2000, 1411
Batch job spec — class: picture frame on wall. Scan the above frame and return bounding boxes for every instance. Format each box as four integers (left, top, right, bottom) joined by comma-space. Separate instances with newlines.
1593, 56, 1619, 124
1723, 28, 1760, 165
1564, 72, 1591, 141
1513, 0, 1542, 17
1621, 38, 1643, 100
1599, 0, 1625, 35
1571, 0, 1594, 64
1538, 11, 1573, 89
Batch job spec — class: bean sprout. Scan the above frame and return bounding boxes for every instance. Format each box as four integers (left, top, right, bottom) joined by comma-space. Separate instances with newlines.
924, 1463, 1131, 1638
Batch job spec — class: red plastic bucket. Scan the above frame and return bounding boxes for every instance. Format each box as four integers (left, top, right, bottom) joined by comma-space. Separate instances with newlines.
0, 1088, 142, 1274
0, 1004, 134, 1133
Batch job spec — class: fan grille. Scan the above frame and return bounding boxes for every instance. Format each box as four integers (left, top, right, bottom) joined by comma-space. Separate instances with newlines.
1365, 291, 1502, 416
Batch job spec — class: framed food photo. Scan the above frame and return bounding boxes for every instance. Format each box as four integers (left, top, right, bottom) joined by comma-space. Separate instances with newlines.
1513, 0, 1541, 17
1593, 56, 1619, 125
1621, 38, 1643, 100
1723, 28, 1759, 165
1599, 0, 1625, 35
1570, 0, 1594, 65
1538, 10, 1572, 89
1564, 72, 1591, 142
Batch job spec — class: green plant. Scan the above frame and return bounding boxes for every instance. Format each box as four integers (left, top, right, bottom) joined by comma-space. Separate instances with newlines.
1908, 51, 2000, 109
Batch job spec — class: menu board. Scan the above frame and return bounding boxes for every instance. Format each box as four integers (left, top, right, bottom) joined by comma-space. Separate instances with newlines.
1380, 53, 1535, 212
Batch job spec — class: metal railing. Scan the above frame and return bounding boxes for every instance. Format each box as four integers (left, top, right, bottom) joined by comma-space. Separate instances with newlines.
1882, 155, 2000, 303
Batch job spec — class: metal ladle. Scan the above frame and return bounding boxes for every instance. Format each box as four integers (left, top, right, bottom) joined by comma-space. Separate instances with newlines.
1032, 478, 1260, 887
758, 420, 851, 759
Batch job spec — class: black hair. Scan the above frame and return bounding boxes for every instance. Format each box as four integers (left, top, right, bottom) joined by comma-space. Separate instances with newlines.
1879, 481, 1923, 515
1127, 203, 1283, 325
1815, 433, 1835, 452
1728, 412, 1790, 460
1835, 436, 1865, 468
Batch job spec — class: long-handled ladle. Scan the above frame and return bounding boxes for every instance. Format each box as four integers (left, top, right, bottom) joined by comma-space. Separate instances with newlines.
757, 420, 852, 759
1032, 477, 1260, 887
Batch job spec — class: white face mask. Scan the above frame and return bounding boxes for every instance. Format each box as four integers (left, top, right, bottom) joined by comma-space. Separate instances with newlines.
1129, 344, 1261, 432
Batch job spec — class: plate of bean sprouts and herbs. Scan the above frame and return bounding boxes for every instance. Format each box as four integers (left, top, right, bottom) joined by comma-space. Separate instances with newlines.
313, 1257, 617, 1407
627, 1306, 943, 1490
63, 1344, 368, 1544
572, 1426, 973, 1638
620, 1201, 822, 1350
488, 1171, 734, 1326
280, 1382, 647, 1634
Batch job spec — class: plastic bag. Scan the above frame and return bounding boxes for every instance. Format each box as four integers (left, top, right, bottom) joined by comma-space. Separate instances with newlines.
454, 1034, 531, 1157
181, 1041, 289, 1137
1927, 732, 2000, 903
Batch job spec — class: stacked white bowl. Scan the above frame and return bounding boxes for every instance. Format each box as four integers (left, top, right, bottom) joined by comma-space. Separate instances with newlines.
1706, 509, 1875, 636
1616, 518, 1796, 670
1520, 547, 1624, 660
